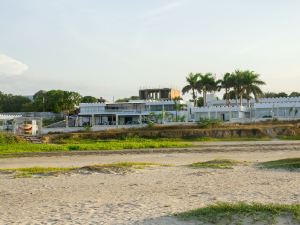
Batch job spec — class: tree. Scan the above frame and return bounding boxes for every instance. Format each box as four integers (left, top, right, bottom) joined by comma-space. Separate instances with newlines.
34, 90, 82, 113
197, 97, 204, 107
81, 96, 98, 103
263, 92, 278, 98
241, 71, 265, 106
115, 96, 140, 103
173, 96, 183, 122
0, 93, 32, 112
221, 73, 234, 106
182, 73, 199, 106
197, 73, 220, 106
230, 70, 265, 106
289, 92, 300, 97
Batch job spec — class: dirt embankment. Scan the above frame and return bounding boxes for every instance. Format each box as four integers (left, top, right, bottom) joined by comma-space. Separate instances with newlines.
43, 123, 300, 143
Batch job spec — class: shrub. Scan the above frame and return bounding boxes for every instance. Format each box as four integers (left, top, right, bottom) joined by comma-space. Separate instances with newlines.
197, 119, 222, 129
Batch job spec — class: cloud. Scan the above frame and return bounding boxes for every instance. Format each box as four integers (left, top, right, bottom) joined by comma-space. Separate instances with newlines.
0, 54, 28, 76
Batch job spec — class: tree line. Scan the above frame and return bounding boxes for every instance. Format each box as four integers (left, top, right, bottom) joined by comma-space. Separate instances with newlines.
0, 90, 105, 113
182, 70, 300, 107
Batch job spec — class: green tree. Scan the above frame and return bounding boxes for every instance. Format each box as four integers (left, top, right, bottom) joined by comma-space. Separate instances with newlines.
289, 92, 300, 97
241, 71, 265, 106
115, 96, 140, 102
197, 73, 221, 106
230, 70, 265, 106
81, 96, 98, 103
0, 94, 32, 112
182, 73, 199, 107
173, 96, 184, 122
221, 73, 234, 106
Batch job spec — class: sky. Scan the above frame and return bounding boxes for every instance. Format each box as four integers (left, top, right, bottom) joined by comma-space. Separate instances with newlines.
0, 0, 300, 100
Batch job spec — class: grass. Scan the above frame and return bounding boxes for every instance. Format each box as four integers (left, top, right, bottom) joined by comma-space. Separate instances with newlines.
0, 138, 192, 157
0, 162, 166, 178
186, 136, 272, 142
258, 158, 300, 171
279, 136, 300, 140
175, 202, 300, 225
0, 166, 74, 178
0, 132, 25, 144
189, 159, 241, 169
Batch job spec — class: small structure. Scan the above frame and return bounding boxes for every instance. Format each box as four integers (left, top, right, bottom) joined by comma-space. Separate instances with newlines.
139, 88, 181, 100
13, 117, 42, 136
0, 114, 22, 132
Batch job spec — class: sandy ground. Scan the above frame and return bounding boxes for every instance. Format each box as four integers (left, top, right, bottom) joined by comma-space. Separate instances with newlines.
0, 141, 299, 225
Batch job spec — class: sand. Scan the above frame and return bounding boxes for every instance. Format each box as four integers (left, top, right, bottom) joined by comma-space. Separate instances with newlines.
0, 141, 299, 225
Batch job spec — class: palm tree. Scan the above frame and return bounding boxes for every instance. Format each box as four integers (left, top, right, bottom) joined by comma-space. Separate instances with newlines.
173, 96, 183, 122
230, 70, 265, 106
197, 73, 220, 106
242, 71, 265, 106
182, 73, 199, 106
221, 73, 234, 106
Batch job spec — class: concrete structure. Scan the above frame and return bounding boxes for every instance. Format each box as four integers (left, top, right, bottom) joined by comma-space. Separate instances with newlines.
78, 99, 190, 127
194, 96, 300, 122
0, 114, 22, 131
139, 88, 181, 100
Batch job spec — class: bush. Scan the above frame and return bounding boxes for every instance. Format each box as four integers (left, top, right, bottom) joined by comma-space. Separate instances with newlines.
0, 132, 25, 144
197, 119, 222, 129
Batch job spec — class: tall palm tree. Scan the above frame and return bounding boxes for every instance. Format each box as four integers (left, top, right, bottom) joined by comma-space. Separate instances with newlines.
221, 73, 234, 106
241, 71, 265, 106
197, 73, 220, 106
173, 96, 183, 122
230, 70, 265, 106
182, 73, 199, 106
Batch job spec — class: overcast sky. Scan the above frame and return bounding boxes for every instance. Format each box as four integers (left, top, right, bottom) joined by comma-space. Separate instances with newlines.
0, 0, 299, 100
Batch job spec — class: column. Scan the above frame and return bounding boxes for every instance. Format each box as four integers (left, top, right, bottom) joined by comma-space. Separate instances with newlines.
116, 114, 119, 127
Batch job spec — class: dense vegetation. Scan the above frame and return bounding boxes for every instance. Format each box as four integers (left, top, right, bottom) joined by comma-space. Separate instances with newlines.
0, 90, 105, 113
0, 132, 25, 144
182, 70, 300, 107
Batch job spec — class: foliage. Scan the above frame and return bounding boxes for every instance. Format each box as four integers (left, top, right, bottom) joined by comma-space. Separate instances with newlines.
115, 96, 140, 102
290, 92, 300, 97
0, 92, 33, 112
42, 117, 64, 127
182, 73, 199, 106
189, 159, 240, 169
197, 96, 204, 107
0, 132, 26, 144
33, 89, 82, 113
176, 202, 300, 224
197, 73, 221, 106
0, 138, 191, 157
258, 158, 300, 171
81, 96, 99, 103
0, 162, 167, 178
197, 118, 222, 128
0, 167, 74, 178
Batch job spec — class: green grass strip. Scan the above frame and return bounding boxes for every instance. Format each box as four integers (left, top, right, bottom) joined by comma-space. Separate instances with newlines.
258, 158, 300, 171
189, 159, 241, 169
0, 139, 191, 156
176, 202, 300, 224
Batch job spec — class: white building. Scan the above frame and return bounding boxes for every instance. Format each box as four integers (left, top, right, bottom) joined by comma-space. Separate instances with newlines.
78, 100, 190, 127
194, 95, 300, 122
